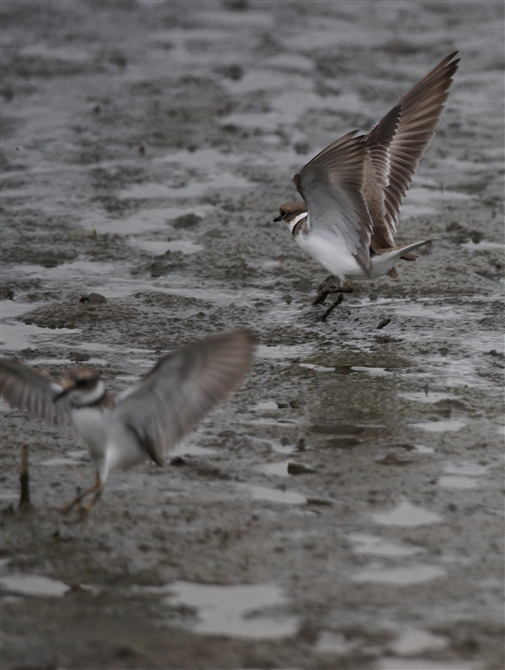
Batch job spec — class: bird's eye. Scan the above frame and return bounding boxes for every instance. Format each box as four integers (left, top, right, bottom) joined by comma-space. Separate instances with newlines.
76, 379, 91, 388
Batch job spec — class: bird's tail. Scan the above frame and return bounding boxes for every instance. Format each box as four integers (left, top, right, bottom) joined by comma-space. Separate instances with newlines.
371, 239, 436, 278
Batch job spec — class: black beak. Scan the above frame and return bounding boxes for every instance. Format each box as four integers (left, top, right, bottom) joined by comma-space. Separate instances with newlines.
273, 215, 282, 222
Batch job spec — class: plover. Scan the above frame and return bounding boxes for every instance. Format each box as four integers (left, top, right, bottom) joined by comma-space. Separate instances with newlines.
274, 52, 460, 320
0, 330, 255, 517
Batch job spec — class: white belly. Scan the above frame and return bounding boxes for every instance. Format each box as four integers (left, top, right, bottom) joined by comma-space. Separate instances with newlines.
296, 230, 367, 281
295, 229, 409, 281
71, 408, 147, 481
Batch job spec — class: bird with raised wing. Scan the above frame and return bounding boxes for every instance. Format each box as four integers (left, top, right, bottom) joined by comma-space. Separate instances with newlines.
274, 52, 460, 320
0, 330, 255, 517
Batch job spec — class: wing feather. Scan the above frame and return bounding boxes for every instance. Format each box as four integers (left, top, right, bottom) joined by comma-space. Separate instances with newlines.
113, 330, 255, 464
0, 356, 69, 425
294, 131, 374, 275
366, 51, 460, 237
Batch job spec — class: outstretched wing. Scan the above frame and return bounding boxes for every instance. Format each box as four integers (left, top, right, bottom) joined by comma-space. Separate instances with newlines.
114, 330, 256, 465
294, 131, 374, 276
366, 51, 460, 239
0, 356, 70, 425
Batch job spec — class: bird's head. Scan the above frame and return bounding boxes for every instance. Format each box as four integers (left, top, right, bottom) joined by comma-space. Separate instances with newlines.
273, 201, 308, 235
58, 367, 105, 407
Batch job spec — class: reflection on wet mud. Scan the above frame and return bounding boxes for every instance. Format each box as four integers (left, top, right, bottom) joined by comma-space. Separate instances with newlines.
348, 533, 425, 558
256, 460, 290, 477
165, 581, 299, 639
1, 574, 71, 597
379, 659, 473, 670
372, 500, 442, 527
239, 483, 306, 505
410, 419, 466, 433
353, 564, 446, 585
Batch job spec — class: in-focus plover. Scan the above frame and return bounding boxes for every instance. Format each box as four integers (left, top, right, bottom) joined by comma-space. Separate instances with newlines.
0, 330, 255, 518
274, 52, 460, 320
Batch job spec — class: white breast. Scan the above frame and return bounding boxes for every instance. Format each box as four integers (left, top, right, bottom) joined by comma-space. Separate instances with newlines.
71, 408, 147, 483
296, 228, 367, 281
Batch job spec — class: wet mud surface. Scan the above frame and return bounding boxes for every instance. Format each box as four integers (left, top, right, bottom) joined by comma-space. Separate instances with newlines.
1, 2, 504, 669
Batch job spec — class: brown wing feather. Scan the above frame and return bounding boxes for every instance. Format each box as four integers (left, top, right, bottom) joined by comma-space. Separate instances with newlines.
114, 330, 256, 464
366, 52, 460, 238
294, 131, 375, 275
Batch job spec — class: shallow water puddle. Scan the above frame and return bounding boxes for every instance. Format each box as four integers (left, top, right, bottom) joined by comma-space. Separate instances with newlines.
438, 461, 488, 490
412, 444, 436, 454
373, 500, 442, 527
165, 581, 299, 639
271, 443, 297, 455
249, 437, 297, 455
400, 391, 456, 404
154, 284, 256, 308
40, 456, 87, 467
1, 319, 80, 352
1, 574, 71, 597
256, 461, 290, 477
243, 417, 299, 427
1, 300, 40, 320
378, 658, 474, 670
239, 484, 306, 505
461, 240, 505, 252
251, 400, 279, 411
391, 627, 448, 655
444, 462, 488, 476
353, 563, 446, 585
257, 343, 315, 360
315, 631, 354, 655
351, 365, 391, 376
410, 419, 466, 433
29, 357, 100, 367
299, 363, 335, 372
348, 533, 425, 557
393, 303, 461, 320
438, 476, 480, 490
171, 443, 218, 458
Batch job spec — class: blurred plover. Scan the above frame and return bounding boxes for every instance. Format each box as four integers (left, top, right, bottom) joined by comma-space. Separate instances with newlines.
0, 330, 255, 517
274, 52, 460, 320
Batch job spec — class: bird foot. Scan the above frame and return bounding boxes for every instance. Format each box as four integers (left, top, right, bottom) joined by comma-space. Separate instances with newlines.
313, 277, 354, 305
319, 294, 345, 321
61, 480, 102, 521
61, 486, 83, 515
313, 276, 339, 305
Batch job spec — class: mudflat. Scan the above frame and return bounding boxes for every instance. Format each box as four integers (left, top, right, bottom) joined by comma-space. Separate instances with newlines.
1, 2, 503, 669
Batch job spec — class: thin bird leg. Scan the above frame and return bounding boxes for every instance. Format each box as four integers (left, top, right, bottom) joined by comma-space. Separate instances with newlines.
313, 275, 339, 305
61, 473, 101, 515
79, 482, 103, 521
19, 445, 31, 510
319, 293, 345, 321
313, 277, 354, 305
